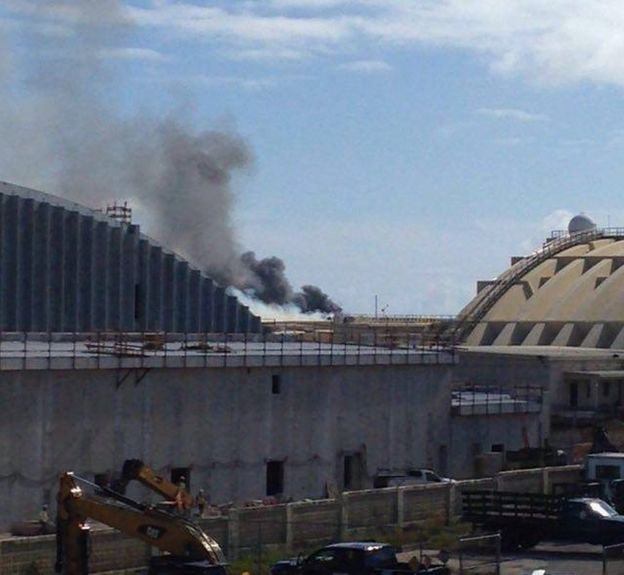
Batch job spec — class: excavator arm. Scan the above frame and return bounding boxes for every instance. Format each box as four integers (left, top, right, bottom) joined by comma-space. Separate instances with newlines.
56, 473, 225, 575
119, 459, 194, 510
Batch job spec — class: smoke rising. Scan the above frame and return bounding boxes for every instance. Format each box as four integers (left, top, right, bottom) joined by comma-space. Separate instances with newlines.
240, 253, 342, 314
240, 252, 293, 305
0, 1, 340, 316
294, 285, 342, 314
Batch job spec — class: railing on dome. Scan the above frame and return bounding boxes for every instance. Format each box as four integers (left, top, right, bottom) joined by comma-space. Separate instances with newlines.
451, 227, 624, 345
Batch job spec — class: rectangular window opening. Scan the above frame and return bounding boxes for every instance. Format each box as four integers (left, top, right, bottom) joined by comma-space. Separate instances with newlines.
343, 455, 354, 490
491, 443, 504, 453
266, 460, 284, 496
134, 283, 143, 321
272, 374, 281, 394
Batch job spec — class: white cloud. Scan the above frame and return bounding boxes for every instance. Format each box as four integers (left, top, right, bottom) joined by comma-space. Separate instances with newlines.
338, 59, 392, 73
477, 107, 547, 122
224, 47, 309, 62
97, 48, 169, 63
169, 74, 279, 91
124, 1, 624, 87
6, 1, 624, 86
541, 208, 575, 236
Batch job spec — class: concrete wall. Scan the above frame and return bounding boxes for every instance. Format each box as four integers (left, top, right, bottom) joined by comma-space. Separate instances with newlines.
449, 414, 542, 478
0, 362, 453, 529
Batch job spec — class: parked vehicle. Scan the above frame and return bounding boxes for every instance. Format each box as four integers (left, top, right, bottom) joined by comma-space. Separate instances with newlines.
585, 452, 624, 504
373, 469, 452, 488
463, 490, 624, 550
270, 542, 449, 575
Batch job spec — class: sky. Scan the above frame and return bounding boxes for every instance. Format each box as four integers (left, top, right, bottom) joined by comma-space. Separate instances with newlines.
2, 1, 624, 316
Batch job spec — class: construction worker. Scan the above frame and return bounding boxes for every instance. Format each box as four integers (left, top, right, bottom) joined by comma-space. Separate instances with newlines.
196, 489, 207, 517
38, 504, 49, 534
175, 476, 187, 515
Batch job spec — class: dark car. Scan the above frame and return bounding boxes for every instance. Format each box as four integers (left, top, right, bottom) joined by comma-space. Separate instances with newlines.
271, 542, 448, 575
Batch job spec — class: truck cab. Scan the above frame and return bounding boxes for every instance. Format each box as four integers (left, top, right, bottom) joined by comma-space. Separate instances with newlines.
561, 498, 624, 545
585, 452, 624, 506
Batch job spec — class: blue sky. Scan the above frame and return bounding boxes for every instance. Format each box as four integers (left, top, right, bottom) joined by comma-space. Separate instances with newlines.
3, 1, 624, 315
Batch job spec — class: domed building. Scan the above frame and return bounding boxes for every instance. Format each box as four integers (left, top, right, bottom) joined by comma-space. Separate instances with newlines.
453, 215, 624, 468
457, 215, 624, 348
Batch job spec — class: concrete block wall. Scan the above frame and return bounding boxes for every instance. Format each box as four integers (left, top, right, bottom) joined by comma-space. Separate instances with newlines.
0, 535, 57, 575
496, 468, 544, 493
288, 499, 341, 548
236, 506, 288, 550
87, 530, 150, 573
402, 484, 449, 524
546, 465, 583, 491
345, 489, 397, 531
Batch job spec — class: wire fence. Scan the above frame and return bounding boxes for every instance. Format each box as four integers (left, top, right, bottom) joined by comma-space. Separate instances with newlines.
457, 533, 501, 575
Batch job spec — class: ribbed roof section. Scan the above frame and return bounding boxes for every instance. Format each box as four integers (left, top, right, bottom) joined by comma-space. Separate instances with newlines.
461, 234, 624, 348
0, 181, 260, 333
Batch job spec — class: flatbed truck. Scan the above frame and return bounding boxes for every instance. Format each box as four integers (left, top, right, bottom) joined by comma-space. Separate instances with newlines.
463, 490, 624, 550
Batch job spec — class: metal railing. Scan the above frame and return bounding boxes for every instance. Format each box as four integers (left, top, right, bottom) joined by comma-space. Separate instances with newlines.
452, 227, 624, 344
0, 329, 457, 372
451, 383, 543, 416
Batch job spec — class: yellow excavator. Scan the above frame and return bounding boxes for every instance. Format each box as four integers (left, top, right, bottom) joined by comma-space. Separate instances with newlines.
115, 459, 195, 512
55, 472, 226, 575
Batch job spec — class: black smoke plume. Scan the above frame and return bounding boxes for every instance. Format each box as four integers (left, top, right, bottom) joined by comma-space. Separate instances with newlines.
240, 252, 294, 305
293, 285, 342, 314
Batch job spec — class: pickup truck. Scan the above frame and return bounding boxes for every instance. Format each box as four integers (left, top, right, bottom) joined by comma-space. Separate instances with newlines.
270, 541, 449, 575
463, 490, 624, 550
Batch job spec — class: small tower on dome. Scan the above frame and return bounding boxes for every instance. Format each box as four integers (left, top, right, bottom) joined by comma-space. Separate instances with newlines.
568, 213, 596, 235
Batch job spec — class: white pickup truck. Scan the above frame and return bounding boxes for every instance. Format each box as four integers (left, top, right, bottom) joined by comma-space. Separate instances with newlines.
373, 468, 452, 488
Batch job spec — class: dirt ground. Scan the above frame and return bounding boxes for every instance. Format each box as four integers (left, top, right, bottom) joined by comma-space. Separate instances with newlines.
401, 541, 611, 574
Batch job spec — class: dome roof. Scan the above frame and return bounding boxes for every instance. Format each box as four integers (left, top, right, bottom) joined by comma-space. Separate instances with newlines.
568, 213, 596, 234
458, 230, 624, 349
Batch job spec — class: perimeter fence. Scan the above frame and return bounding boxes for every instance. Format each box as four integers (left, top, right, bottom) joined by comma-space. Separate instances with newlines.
457, 533, 501, 575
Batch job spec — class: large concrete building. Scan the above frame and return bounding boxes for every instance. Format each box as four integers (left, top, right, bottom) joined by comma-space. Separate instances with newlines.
0, 340, 468, 528
0, 182, 548, 530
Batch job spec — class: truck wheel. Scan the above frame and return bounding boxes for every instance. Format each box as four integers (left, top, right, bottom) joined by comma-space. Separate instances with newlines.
518, 534, 541, 550
500, 530, 521, 552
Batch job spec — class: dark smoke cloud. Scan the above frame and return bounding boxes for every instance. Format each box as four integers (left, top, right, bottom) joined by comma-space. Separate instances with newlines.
293, 285, 342, 314
0, 0, 340, 315
240, 252, 294, 305
239, 253, 342, 314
